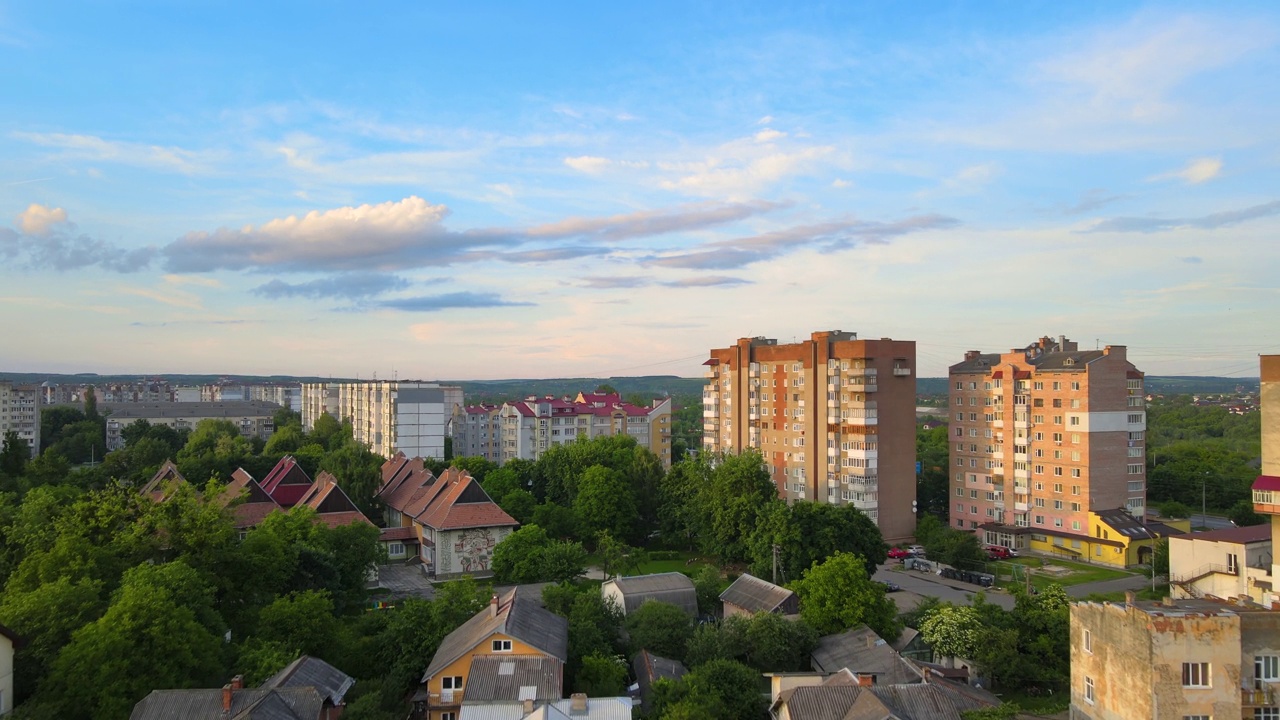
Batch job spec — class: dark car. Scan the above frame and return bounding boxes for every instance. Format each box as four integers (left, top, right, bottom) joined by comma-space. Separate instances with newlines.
878, 581, 901, 592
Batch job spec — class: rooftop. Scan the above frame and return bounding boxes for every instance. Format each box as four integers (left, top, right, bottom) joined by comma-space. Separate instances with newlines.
106, 401, 281, 419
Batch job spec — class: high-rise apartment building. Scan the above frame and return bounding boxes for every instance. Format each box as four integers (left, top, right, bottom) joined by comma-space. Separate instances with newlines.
0, 382, 41, 458
703, 331, 917, 543
450, 403, 503, 463
948, 336, 1146, 551
301, 381, 463, 460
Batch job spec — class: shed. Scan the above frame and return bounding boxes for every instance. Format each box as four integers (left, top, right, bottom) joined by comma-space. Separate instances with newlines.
601, 573, 698, 617
719, 573, 798, 617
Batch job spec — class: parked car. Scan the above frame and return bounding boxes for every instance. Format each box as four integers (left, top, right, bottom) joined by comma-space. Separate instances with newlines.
986, 546, 1017, 560
878, 581, 901, 593
907, 545, 926, 557
887, 547, 911, 559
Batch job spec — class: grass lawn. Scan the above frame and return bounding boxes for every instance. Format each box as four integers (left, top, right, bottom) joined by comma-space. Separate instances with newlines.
587, 549, 719, 579
1076, 583, 1169, 602
991, 557, 1133, 590
994, 688, 1069, 714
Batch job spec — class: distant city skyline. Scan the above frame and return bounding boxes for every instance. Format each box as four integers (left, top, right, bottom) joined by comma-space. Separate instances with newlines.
2, 3, 1278, 379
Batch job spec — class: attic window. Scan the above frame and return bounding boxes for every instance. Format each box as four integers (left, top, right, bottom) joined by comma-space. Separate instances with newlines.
492, 639, 513, 652
1064, 358, 1075, 365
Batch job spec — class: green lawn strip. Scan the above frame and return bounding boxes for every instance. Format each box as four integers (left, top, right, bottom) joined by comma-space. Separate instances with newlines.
994, 689, 1069, 714
990, 557, 1132, 589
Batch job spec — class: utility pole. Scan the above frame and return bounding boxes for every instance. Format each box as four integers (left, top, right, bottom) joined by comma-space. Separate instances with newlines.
772, 544, 781, 585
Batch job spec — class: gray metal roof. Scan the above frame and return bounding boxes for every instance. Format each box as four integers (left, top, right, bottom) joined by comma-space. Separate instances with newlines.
948, 353, 1002, 375
810, 625, 923, 685
463, 655, 563, 702
105, 401, 280, 419
719, 573, 796, 614
458, 698, 634, 720
129, 687, 323, 720
775, 681, 998, 720
602, 572, 697, 616
773, 686, 862, 720
423, 587, 569, 681
260, 655, 354, 706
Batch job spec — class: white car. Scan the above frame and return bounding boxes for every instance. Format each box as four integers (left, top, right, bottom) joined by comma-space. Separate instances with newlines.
907, 545, 926, 556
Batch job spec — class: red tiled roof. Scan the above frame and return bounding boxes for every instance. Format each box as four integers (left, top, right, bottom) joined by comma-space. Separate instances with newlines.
313, 511, 374, 529
702, 358, 720, 366
433, 503, 520, 530
1254, 475, 1280, 492
380, 526, 419, 542
232, 502, 280, 529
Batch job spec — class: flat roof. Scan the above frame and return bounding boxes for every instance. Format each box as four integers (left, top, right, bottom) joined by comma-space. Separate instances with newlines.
1171, 524, 1271, 545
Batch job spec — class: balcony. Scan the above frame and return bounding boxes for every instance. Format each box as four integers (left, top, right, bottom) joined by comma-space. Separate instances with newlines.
892, 367, 911, 377
1014, 502, 1029, 512
1013, 485, 1030, 495
703, 408, 719, 419
1243, 685, 1276, 707
844, 447, 878, 460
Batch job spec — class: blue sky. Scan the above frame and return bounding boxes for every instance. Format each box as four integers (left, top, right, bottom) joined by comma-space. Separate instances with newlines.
2, 2, 1278, 380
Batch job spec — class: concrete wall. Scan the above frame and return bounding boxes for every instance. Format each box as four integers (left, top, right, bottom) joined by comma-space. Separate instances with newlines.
1262, 356, 1280, 477
1169, 536, 1271, 602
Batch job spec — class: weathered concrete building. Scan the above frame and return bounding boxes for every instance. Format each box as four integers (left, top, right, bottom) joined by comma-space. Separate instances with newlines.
1070, 594, 1280, 719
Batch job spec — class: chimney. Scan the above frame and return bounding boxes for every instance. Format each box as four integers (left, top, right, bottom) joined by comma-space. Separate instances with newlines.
866, 635, 875, 648
964, 350, 980, 362
231, 675, 244, 691
1124, 591, 1136, 606
570, 693, 588, 713
490, 594, 499, 617
855, 672, 875, 687
222, 683, 233, 713
523, 699, 535, 714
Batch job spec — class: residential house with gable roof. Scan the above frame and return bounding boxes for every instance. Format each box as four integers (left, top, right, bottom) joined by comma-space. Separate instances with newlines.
601, 572, 698, 617
139, 460, 189, 502
420, 588, 567, 720
260, 455, 317, 508
769, 668, 999, 720
298, 471, 374, 529
130, 674, 334, 720
719, 572, 798, 618
378, 454, 518, 576
217, 468, 282, 536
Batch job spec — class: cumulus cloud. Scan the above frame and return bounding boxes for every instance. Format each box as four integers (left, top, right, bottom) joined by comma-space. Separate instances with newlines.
1085, 199, 1280, 233
17, 204, 69, 236
253, 272, 412, 299
163, 196, 502, 272
376, 291, 534, 312
660, 144, 834, 198
1, 204, 155, 272
1148, 157, 1224, 184
644, 214, 959, 270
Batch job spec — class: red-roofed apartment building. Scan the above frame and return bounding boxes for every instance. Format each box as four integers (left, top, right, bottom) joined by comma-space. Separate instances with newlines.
455, 392, 672, 468
378, 454, 518, 577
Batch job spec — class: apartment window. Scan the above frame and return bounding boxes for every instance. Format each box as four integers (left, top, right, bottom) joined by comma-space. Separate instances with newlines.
955, 502, 964, 513
1034, 465, 1043, 474
1035, 515, 1045, 525
1072, 485, 1081, 495
388, 542, 405, 557
1084, 676, 1095, 704
442, 714, 457, 720
492, 639, 513, 652
1128, 464, 1144, 475
1035, 498, 1045, 508
1054, 500, 1063, 510
1256, 710, 1280, 720
1256, 655, 1279, 686
956, 488, 964, 497
1128, 413, 1143, 423
1084, 629, 1092, 653
1053, 416, 1062, 425
1053, 518, 1063, 527
1071, 399, 1081, 408
955, 381, 964, 390
1052, 433, 1063, 442
1071, 382, 1080, 390
971, 506, 978, 515
1072, 468, 1081, 478
1182, 662, 1210, 687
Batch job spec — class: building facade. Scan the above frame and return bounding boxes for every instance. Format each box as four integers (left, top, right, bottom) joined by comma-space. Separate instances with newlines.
301, 381, 463, 460
703, 331, 917, 543
103, 401, 277, 450
0, 382, 41, 458
450, 404, 502, 463
1070, 595, 1280, 720
948, 336, 1147, 553
489, 393, 673, 468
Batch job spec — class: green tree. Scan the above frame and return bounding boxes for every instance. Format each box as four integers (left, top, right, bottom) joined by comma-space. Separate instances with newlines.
310, 413, 343, 449
747, 501, 887, 581
319, 441, 385, 519
574, 654, 628, 696
264, 423, 307, 455
450, 456, 498, 484
626, 601, 694, 661
492, 525, 553, 584
1230, 499, 1266, 526
744, 612, 818, 672
681, 659, 767, 720
697, 451, 777, 562
691, 565, 722, 617
596, 530, 646, 580
791, 552, 900, 639
496, 488, 537, 525
256, 590, 341, 659
532, 502, 579, 540
573, 465, 636, 540
1, 430, 30, 480
916, 424, 951, 519
919, 604, 984, 661
1157, 500, 1192, 519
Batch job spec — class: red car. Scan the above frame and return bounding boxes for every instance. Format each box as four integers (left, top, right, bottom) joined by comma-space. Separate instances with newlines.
887, 547, 912, 559
986, 546, 1016, 560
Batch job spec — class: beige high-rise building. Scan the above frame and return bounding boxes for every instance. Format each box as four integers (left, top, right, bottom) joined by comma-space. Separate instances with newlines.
0, 382, 41, 458
703, 331, 917, 543
949, 336, 1146, 553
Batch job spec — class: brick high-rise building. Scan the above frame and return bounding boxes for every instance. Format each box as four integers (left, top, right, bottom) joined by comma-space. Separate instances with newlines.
949, 336, 1147, 552
703, 331, 917, 544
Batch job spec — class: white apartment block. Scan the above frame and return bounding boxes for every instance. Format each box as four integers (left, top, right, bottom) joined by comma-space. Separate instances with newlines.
0, 382, 41, 458
302, 381, 463, 460
458, 392, 672, 467
104, 401, 277, 451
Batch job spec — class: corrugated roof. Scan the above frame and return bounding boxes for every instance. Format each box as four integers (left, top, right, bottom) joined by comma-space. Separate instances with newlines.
603, 573, 698, 616
423, 587, 568, 681
774, 686, 861, 720
458, 698, 634, 720
463, 655, 563, 702
261, 655, 354, 706
1254, 475, 1280, 492
129, 687, 323, 720
1174, 523, 1271, 544
810, 626, 923, 685
719, 573, 796, 614
1095, 507, 1184, 539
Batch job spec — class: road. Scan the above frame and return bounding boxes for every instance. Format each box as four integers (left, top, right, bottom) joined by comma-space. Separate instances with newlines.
873, 564, 1016, 610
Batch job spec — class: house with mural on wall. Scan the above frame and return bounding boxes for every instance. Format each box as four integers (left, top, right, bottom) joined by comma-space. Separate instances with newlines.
378, 453, 518, 577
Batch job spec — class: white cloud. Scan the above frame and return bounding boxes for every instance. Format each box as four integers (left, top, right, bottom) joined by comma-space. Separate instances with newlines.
564, 156, 612, 174
660, 142, 835, 199
757, 115, 775, 125
16, 204, 68, 237
14, 132, 212, 174
1148, 156, 1223, 184
938, 163, 1002, 194
754, 128, 786, 143
832, 178, 852, 188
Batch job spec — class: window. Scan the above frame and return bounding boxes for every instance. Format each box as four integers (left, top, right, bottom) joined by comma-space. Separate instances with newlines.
1256, 655, 1279, 686
1084, 629, 1092, 653
1071, 381, 1080, 390
388, 542, 405, 557
1257, 708, 1280, 720
1128, 464, 1144, 475
442, 714, 457, 720
492, 639, 513, 652
1182, 662, 1210, 687
1071, 468, 1081, 478
1084, 676, 1095, 704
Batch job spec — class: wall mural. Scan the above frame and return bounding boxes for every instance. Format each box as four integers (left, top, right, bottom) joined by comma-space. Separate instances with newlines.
454, 528, 498, 573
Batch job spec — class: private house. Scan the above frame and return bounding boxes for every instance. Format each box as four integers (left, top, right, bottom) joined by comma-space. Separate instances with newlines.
454, 655, 562, 716
810, 625, 924, 685
139, 460, 189, 502
130, 675, 337, 720
1169, 524, 1273, 603
261, 456, 317, 508
1, 623, 21, 717
769, 668, 999, 720
261, 656, 354, 716
458, 695, 633, 720
420, 588, 567, 720
631, 651, 686, 714
719, 573, 798, 618
218, 468, 281, 535
299, 471, 374, 529
601, 573, 698, 617
378, 454, 518, 576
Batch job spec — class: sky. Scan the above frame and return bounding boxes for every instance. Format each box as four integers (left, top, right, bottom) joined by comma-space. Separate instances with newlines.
2, 2, 1279, 381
